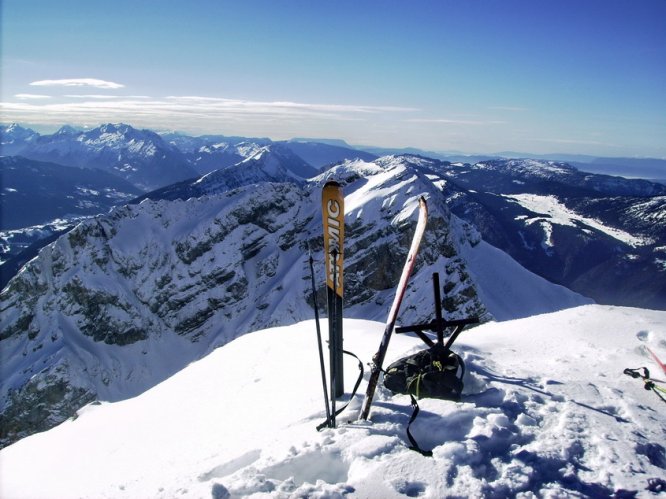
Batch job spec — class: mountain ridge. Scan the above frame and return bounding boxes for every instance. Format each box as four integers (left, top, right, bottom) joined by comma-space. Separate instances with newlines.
0, 153, 591, 448
2, 123, 198, 191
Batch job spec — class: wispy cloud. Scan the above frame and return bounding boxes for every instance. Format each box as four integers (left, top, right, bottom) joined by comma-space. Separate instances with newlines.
63, 94, 118, 99
407, 118, 506, 125
14, 93, 51, 100
0, 95, 418, 134
1, 95, 416, 121
165, 96, 418, 114
29, 78, 125, 89
64, 94, 150, 100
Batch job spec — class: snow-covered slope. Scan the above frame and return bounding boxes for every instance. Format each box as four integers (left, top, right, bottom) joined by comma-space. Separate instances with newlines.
0, 154, 589, 448
458, 237, 590, 321
451, 159, 666, 197
442, 158, 666, 309
161, 131, 273, 175
185, 141, 268, 176
2, 306, 664, 498
138, 143, 319, 202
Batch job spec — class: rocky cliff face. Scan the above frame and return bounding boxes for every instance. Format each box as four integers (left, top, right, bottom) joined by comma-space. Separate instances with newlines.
0, 155, 491, 448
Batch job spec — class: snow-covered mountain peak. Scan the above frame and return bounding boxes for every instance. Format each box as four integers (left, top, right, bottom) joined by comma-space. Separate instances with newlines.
54, 125, 81, 137
202, 142, 231, 152
239, 143, 319, 180
14, 123, 197, 191
243, 145, 270, 162
374, 153, 445, 170
321, 155, 450, 215
97, 122, 134, 136
137, 143, 316, 202
2, 123, 28, 135
312, 153, 443, 189
234, 141, 265, 158
314, 158, 383, 183
0, 123, 40, 153
85, 123, 160, 146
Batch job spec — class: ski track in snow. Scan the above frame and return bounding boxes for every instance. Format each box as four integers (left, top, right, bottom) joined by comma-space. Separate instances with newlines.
1, 306, 666, 498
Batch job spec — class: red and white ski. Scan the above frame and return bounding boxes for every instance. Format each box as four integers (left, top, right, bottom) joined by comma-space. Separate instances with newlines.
359, 196, 428, 421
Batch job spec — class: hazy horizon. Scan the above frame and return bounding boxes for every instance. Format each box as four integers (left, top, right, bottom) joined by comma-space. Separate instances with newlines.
2, 0, 665, 158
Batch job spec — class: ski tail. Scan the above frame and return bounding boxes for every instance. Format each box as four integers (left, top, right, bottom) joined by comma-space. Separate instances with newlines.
359, 196, 428, 421
647, 347, 666, 375
322, 181, 345, 404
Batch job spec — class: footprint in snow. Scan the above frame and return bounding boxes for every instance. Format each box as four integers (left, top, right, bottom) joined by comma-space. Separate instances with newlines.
198, 449, 262, 482
392, 479, 426, 497
636, 330, 651, 342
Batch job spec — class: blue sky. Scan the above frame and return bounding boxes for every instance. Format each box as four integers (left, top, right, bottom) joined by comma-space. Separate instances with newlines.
2, 0, 665, 157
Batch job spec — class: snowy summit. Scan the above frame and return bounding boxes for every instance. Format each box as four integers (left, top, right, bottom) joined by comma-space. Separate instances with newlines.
1, 306, 665, 498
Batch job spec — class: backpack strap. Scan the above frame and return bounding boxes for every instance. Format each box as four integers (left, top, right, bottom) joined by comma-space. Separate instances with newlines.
406, 394, 433, 457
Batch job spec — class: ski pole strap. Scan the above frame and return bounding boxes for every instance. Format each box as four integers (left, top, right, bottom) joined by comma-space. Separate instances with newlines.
624, 367, 666, 404
624, 367, 649, 379
317, 349, 365, 431
406, 394, 432, 457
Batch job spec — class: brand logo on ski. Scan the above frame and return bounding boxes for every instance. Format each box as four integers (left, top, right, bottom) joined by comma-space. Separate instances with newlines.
323, 183, 344, 297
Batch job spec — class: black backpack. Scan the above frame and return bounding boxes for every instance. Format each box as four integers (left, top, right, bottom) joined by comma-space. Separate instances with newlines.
384, 343, 465, 400
383, 343, 465, 456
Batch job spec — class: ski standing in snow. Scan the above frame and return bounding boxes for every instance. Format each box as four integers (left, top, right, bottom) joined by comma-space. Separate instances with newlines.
322, 181, 345, 404
314, 181, 364, 430
359, 196, 428, 421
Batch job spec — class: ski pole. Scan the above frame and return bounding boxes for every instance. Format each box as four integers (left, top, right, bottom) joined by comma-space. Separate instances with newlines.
309, 250, 332, 428
329, 248, 338, 427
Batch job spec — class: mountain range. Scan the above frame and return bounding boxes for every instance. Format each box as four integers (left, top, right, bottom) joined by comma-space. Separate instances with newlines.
2, 124, 664, 307
0, 147, 591, 448
0, 123, 386, 273
2, 123, 197, 191
1, 122, 664, 449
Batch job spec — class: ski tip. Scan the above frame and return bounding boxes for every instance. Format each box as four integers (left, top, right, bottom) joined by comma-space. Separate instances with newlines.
324, 180, 341, 188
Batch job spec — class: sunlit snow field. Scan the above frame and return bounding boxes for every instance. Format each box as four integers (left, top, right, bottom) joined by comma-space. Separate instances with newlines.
2, 305, 665, 498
